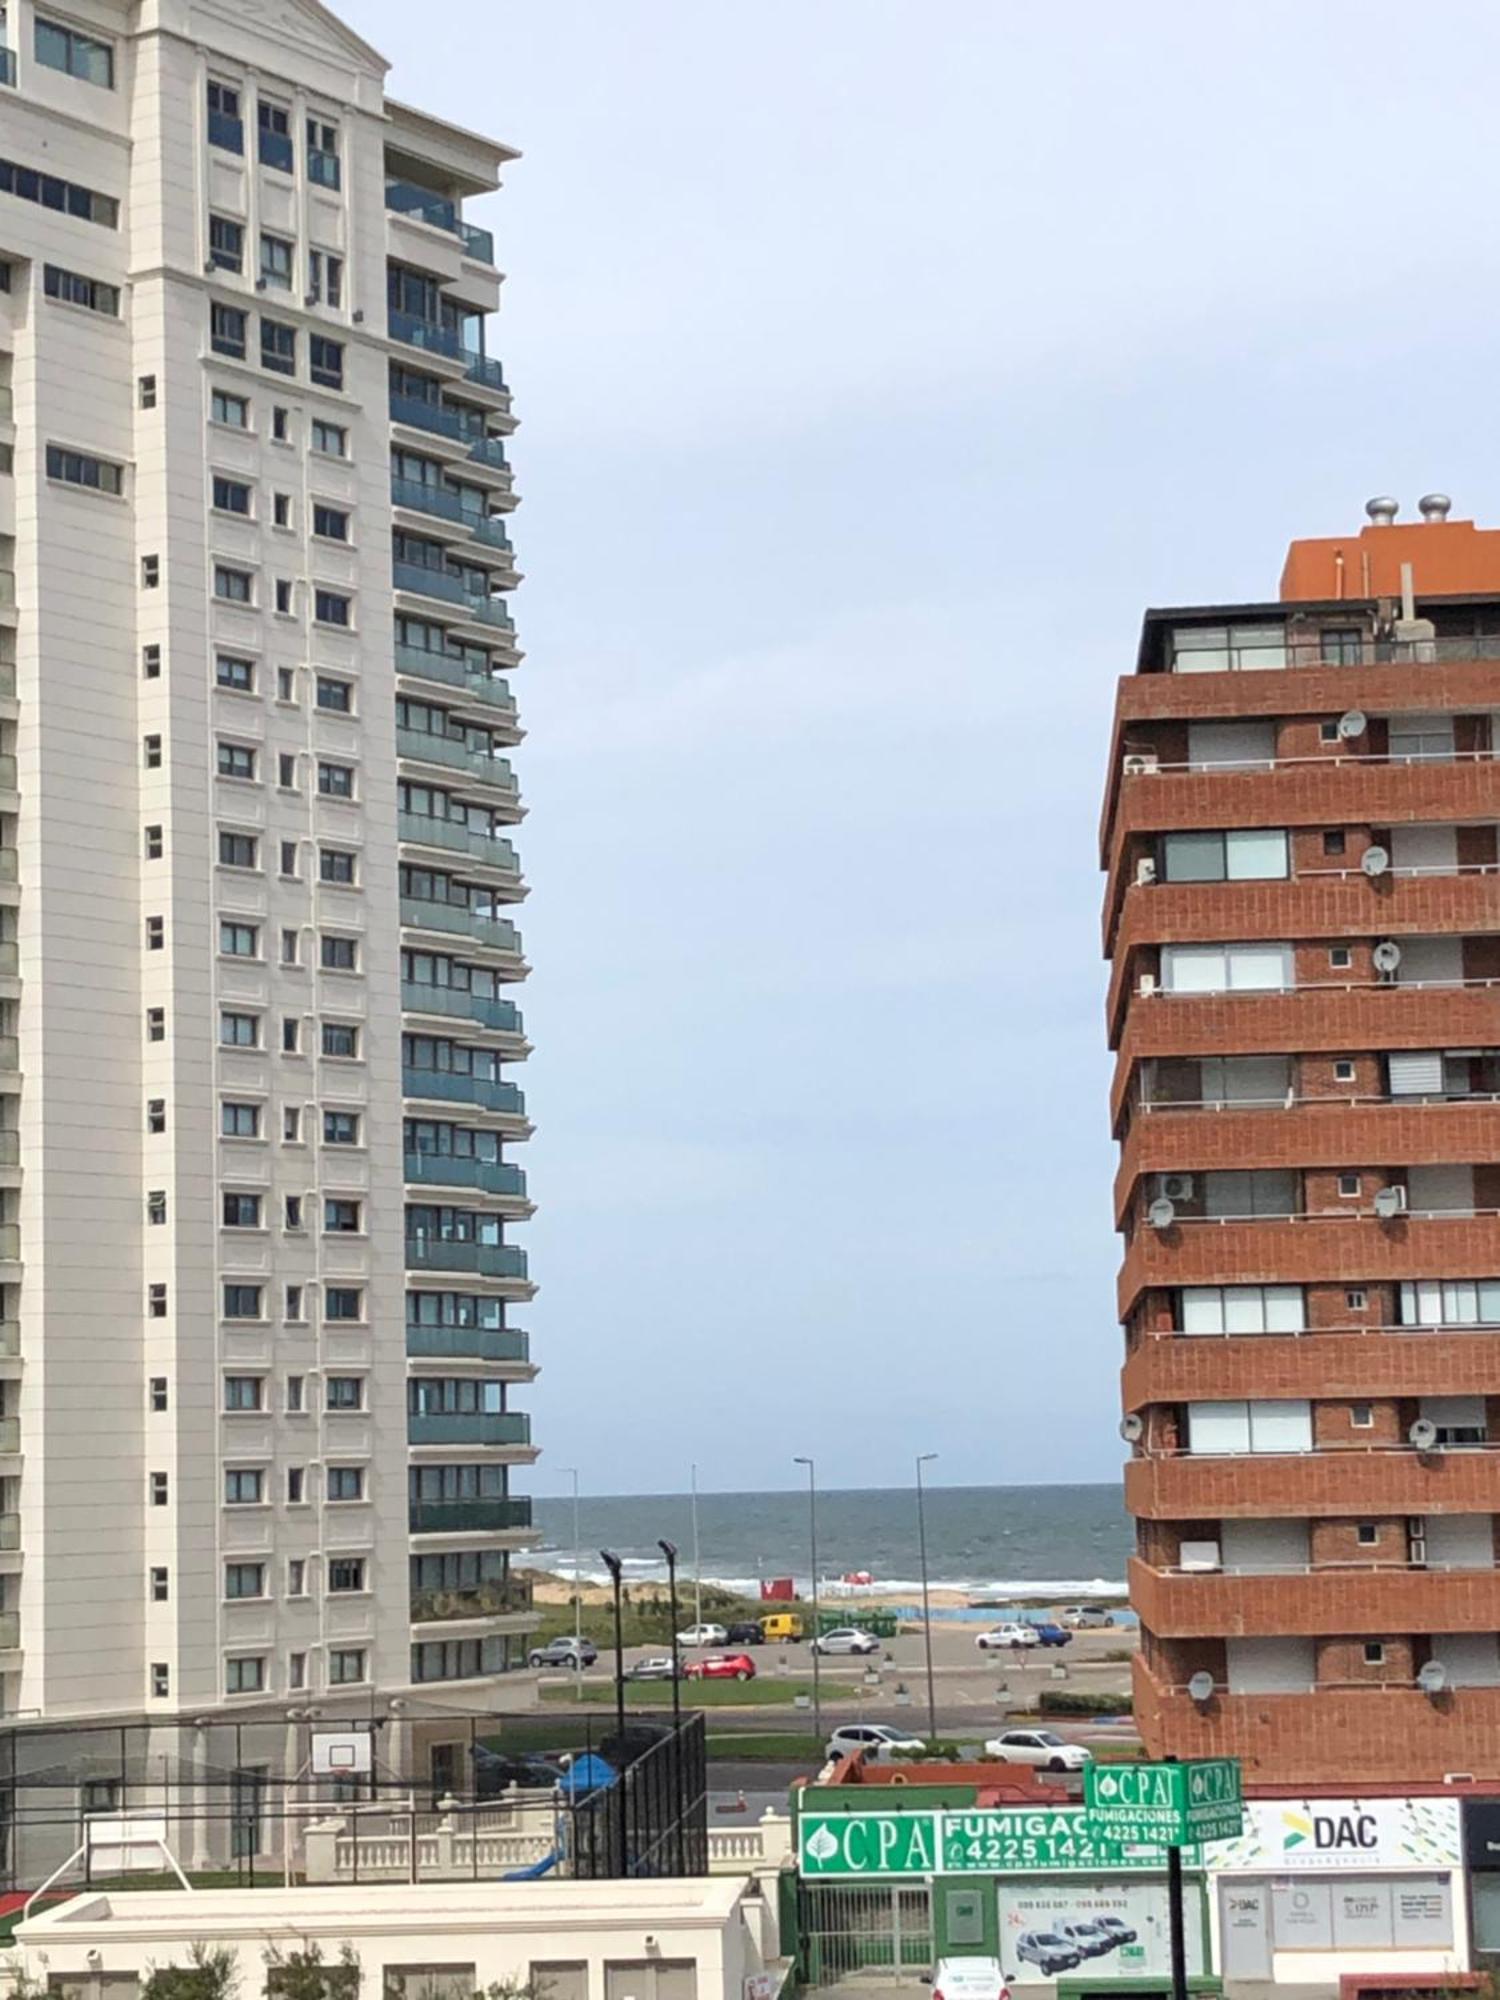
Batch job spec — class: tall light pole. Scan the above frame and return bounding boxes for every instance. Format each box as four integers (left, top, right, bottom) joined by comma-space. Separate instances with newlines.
689, 1464, 703, 1631
916, 1452, 939, 1742
794, 1456, 821, 1744
600, 1550, 627, 1874
561, 1467, 582, 1699
658, 1539, 683, 1875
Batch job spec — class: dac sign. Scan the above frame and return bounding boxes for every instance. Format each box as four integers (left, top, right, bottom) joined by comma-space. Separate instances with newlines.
1204, 1797, 1461, 1874
1284, 1809, 1378, 1856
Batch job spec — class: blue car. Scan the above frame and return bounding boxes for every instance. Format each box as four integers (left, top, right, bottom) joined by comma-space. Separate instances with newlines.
1032, 1622, 1071, 1648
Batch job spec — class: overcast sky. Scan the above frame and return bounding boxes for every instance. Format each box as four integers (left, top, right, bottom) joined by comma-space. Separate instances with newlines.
349, 0, 1500, 1495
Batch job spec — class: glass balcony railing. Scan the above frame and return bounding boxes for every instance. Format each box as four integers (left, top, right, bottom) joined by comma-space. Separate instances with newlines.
388, 309, 464, 361
308, 148, 341, 190
0, 1418, 18, 1454
391, 475, 469, 526
399, 898, 523, 954
404, 1236, 529, 1281
389, 393, 465, 441
404, 1153, 528, 1200
386, 183, 496, 267
0, 1321, 16, 1357
0, 48, 16, 87
394, 648, 517, 716
0, 1136, 18, 1168
209, 108, 244, 153
464, 351, 506, 391
393, 559, 469, 606
0, 1512, 18, 1551
408, 1410, 531, 1448
411, 1576, 532, 1622
402, 1068, 526, 1118
400, 981, 523, 1035
0, 945, 17, 978
406, 1324, 530, 1364
408, 1496, 533, 1535
0, 756, 17, 790
457, 221, 496, 265
396, 728, 517, 791
0, 1611, 18, 1649
0, 668, 14, 699
465, 434, 511, 471
0, 1225, 19, 1261
457, 594, 515, 632
397, 812, 521, 874
258, 128, 294, 172
467, 515, 513, 554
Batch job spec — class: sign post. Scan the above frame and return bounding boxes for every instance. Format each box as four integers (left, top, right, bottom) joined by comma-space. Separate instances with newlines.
1085, 1756, 1243, 2000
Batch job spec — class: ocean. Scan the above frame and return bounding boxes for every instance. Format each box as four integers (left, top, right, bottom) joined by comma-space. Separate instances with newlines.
530, 1482, 1130, 1602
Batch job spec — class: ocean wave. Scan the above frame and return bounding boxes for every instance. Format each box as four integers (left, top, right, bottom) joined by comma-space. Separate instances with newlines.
528, 1552, 1126, 1602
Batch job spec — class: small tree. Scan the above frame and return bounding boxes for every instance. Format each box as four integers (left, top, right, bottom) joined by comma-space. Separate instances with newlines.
142, 1943, 240, 2000
264, 1942, 361, 2000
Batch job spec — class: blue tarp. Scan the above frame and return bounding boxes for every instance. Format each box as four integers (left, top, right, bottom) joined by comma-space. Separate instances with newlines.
559, 1753, 615, 1797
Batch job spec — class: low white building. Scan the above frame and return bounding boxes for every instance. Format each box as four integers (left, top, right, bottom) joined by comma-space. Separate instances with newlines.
16, 1879, 783, 2000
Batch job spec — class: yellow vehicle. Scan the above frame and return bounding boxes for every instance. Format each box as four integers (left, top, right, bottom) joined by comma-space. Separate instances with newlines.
759, 1611, 805, 1643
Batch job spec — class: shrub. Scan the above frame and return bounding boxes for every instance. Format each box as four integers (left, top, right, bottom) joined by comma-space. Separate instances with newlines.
265, 1943, 360, 2000
143, 1945, 239, 2000
1039, 1689, 1129, 1716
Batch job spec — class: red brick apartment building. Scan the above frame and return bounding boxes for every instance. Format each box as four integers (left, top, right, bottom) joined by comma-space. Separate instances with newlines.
1102, 496, 1500, 1784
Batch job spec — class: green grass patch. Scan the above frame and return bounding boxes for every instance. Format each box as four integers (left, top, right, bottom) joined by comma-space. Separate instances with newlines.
539, 1677, 814, 1709
1088, 1740, 1148, 1762
525, 1580, 770, 1652
706, 1731, 827, 1763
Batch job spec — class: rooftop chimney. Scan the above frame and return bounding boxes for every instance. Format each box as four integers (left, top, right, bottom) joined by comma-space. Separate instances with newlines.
1365, 496, 1399, 526
1419, 493, 1453, 523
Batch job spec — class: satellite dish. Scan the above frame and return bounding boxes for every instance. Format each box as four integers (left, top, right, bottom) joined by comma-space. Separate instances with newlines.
1409, 1417, 1438, 1450
1372, 939, 1402, 974
1119, 1413, 1144, 1444
1188, 1671, 1215, 1704
1148, 1197, 1177, 1232
1337, 710, 1368, 740
1361, 845, 1390, 877
1374, 1186, 1406, 1220
1417, 1660, 1447, 1695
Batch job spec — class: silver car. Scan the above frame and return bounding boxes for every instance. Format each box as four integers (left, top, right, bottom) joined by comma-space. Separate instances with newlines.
811, 1627, 880, 1656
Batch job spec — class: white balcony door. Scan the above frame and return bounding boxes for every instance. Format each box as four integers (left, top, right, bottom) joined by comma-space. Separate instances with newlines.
1432, 1634, 1500, 1687
1220, 1518, 1309, 1574
1187, 720, 1277, 770
1423, 1515, 1495, 1570
1390, 824, 1458, 874
1408, 1165, 1475, 1214
1226, 1636, 1315, 1693
1395, 937, 1464, 986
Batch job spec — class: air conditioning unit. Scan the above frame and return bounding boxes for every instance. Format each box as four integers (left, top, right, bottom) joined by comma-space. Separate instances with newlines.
1122, 753, 1159, 777
1161, 1174, 1195, 1202
1137, 973, 1158, 998
1135, 857, 1158, 887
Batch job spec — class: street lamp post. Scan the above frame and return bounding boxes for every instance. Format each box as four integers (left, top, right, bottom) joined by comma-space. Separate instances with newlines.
600, 1550, 627, 1871
658, 1538, 683, 1874
793, 1456, 821, 1745
561, 1466, 583, 1701
689, 1463, 703, 1632
915, 1452, 939, 1742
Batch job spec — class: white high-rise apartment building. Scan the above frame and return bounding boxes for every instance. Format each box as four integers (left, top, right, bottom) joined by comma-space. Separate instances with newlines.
0, 0, 539, 1720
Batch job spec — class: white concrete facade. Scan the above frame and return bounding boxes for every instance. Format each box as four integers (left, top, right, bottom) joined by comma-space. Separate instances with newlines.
0, 0, 537, 1721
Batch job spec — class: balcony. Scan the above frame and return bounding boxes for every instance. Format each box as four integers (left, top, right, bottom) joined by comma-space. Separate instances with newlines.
390, 392, 466, 442
393, 646, 517, 719
0, 48, 15, 86
394, 564, 514, 634
408, 1410, 532, 1448
0, 1226, 19, 1264
404, 1236, 529, 1281
1125, 1442, 1500, 1519
0, 1513, 18, 1551
396, 728, 519, 797
0, 1418, 18, 1455
400, 981, 523, 1037
1124, 1328, 1500, 1410
402, 1067, 526, 1118
388, 309, 463, 362
408, 1496, 533, 1536
0, 1612, 19, 1650
464, 434, 511, 473
1131, 1553, 1500, 1640
464, 352, 506, 392
411, 1578, 532, 1623
209, 108, 244, 152
386, 182, 496, 266
397, 814, 522, 880
403, 1153, 529, 1202
391, 476, 471, 528
407, 1324, 530, 1364
398, 898, 524, 959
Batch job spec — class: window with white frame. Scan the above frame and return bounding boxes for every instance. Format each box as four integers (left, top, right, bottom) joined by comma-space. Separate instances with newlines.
1178, 1285, 1304, 1336
1186, 1399, 1313, 1454
1159, 942, 1294, 994
1160, 828, 1290, 884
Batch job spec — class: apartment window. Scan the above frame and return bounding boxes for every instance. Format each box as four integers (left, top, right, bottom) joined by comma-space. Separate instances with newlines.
150, 1663, 169, 1697
257, 98, 292, 171
306, 118, 340, 187
283, 1106, 302, 1142
207, 79, 242, 152
216, 653, 254, 691
326, 1375, 363, 1410
1324, 829, 1347, 856
308, 249, 343, 307
284, 1194, 303, 1230
221, 1191, 261, 1227
141, 553, 160, 586
283, 1375, 304, 1415
45, 444, 123, 495
223, 1376, 262, 1412
225, 1469, 263, 1508
321, 935, 358, 972
324, 1287, 362, 1321
1400, 1278, 1500, 1327
145, 915, 164, 950
0, 156, 118, 227
210, 303, 248, 358
1330, 947, 1353, 970
327, 1466, 364, 1502
1362, 1641, 1385, 1665
324, 1110, 359, 1145
214, 565, 253, 603
273, 493, 291, 530
1160, 828, 1290, 884
280, 928, 299, 966
218, 830, 258, 869
328, 1648, 366, 1686
316, 680, 353, 718
285, 1282, 304, 1320
225, 1562, 264, 1598
208, 214, 243, 272
309, 337, 343, 390
279, 753, 298, 789
212, 474, 252, 516
144, 734, 163, 769
261, 317, 295, 376
217, 741, 255, 779
1338, 1172, 1362, 1199
272, 405, 289, 442
318, 761, 354, 799
1320, 719, 1341, 743
225, 1657, 265, 1695
42, 263, 119, 315
150, 1568, 169, 1601
276, 678, 295, 715
313, 510, 350, 551
1357, 1524, 1379, 1546
222, 1282, 262, 1319
287, 1557, 306, 1596
1185, 1399, 1313, 1454
274, 578, 293, 615
139, 375, 157, 408
146, 1010, 165, 1042
221, 1102, 259, 1137
287, 1468, 305, 1504
146, 1190, 166, 1225
142, 644, 161, 678
1334, 1059, 1356, 1083
34, 15, 113, 86
147, 1098, 167, 1132
259, 233, 292, 289
1347, 1288, 1369, 1311
324, 1199, 360, 1234
323, 1023, 358, 1057
219, 920, 258, 958
311, 419, 346, 457
1351, 1403, 1374, 1428
328, 1557, 365, 1593
314, 590, 351, 628
150, 1472, 168, 1505
210, 392, 250, 437
150, 1378, 168, 1411
144, 825, 163, 860
147, 1283, 167, 1317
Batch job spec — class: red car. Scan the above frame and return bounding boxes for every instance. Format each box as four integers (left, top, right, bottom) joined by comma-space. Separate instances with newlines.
682, 1652, 756, 1682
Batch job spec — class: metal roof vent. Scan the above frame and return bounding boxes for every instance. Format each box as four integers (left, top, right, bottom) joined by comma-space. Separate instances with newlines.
1418, 493, 1453, 522
1365, 496, 1399, 526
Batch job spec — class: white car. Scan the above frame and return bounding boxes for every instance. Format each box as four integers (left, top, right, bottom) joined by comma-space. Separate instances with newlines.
976, 1623, 1038, 1650
675, 1622, 728, 1648
811, 1627, 880, 1656
984, 1727, 1092, 1771
1061, 1606, 1115, 1630
931, 1958, 1010, 2000
826, 1723, 926, 1762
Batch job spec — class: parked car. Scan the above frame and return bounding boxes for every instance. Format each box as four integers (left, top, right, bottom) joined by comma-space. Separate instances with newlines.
472, 1748, 566, 1799
984, 1728, 1093, 1771
675, 1622, 728, 1648
1056, 1922, 1115, 1958
976, 1623, 1039, 1650
1014, 1933, 1081, 1977
930, 1958, 1009, 2000
1061, 1606, 1115, 1629
625, 1654, 681, 1681
826, 1723, 926, 1762
527, 1636, 598, 1669
726, 1621, 765, 1647
1031, 1622, 1071, 1648
1093, 1917, 1137, 1947
811, 1627, 880, 1656
682, 1652, 756, 1682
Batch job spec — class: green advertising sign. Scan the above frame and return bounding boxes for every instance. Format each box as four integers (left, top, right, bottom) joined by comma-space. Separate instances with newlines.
1084, 1758, 1244, 1847
798, 1807, 1192, 1879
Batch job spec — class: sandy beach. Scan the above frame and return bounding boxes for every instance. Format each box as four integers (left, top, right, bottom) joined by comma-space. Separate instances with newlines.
518, 1568, 1098, 1613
